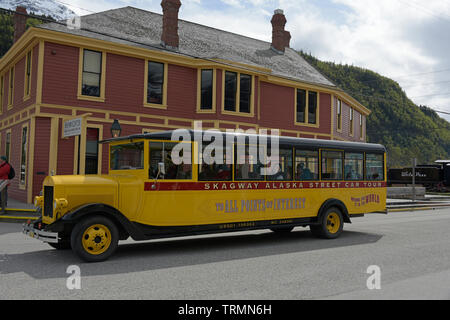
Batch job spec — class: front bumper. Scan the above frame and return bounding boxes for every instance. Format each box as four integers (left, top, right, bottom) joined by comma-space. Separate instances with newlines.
23, 222, 59, 244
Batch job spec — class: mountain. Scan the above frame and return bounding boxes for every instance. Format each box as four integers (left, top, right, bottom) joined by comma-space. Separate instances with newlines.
299, 51, 450, 168
0, 0, 75, 21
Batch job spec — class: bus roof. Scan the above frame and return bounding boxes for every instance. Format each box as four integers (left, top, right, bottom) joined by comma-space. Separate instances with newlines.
101, 130, 386, 153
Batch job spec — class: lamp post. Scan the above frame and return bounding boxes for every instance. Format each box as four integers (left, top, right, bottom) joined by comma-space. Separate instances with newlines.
111, 119, 122, 138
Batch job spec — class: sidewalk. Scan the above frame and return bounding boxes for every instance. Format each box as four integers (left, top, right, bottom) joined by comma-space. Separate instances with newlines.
387, 196, 450, 212
0, 197, 39, 223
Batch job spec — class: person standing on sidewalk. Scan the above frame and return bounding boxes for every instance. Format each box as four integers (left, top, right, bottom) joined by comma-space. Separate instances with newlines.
0, 156, 12, 211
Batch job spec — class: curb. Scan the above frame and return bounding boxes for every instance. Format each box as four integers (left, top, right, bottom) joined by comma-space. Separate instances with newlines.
0, 215, 38, 223
0, 207, 39, 223
388, 206, 450, 213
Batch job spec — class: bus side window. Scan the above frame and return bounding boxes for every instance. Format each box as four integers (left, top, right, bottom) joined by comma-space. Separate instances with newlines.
110, 142, 144, 170
366, 153, 384, 181
149, 142, 192, 180
321, 150, 343, 180
235, 144, 264, 181
149, 142, 163, 178
295, 150, 319, 181
198, 145, 232, 181
345, 153, 364, 181
267, 148, 293, 181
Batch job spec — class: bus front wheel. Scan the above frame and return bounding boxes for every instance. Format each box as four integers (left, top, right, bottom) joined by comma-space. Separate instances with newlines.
310, 207, 344, 239
70, 215, 119, 263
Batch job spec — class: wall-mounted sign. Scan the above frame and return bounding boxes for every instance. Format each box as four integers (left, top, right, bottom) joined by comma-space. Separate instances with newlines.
63, 118, 82, 138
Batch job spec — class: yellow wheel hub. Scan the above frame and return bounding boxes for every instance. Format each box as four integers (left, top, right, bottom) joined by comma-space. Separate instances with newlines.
81, 224, 112, 255
326, 212, 341, 234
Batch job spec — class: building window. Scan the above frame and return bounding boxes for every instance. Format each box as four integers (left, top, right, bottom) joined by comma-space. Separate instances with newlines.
24, 50, 32, 99
223, 71, 253, 115
20, 126, 28, 185
239, 74, 252, 113
81, 50, 102, 97
147, 61, 165, 105
321, 150, 343, 180
8, 66, 14, 107
78, 48, 106, 101
224, 71, 237, 112
295, 89, 318, 126
337, 99, 342, 131
5, 131, 11, 162
200, 69, 213, 110
308, 91, 318, 124
296, 89, 306, 123
349, 108, 354, 135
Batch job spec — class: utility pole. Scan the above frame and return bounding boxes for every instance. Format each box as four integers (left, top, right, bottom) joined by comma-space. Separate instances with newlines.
412, 158, 417, 203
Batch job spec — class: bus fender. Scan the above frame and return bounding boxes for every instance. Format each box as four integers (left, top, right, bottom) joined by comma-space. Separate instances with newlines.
58, 203, 147, 240
317, 199, 351, 224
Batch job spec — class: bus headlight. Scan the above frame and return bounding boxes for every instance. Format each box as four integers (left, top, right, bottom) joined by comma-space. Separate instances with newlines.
53, 198, 68, 211
34, 196, 43, 208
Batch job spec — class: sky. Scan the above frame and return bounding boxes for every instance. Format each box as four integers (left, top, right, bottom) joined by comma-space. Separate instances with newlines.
61, 0, 450, 121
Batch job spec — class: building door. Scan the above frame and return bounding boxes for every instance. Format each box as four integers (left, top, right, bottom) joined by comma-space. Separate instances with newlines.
85, 128, 99, 174
76, 127, 100, 175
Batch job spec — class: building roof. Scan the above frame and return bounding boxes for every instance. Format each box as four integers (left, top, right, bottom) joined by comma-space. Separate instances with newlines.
37, 6, 336, 88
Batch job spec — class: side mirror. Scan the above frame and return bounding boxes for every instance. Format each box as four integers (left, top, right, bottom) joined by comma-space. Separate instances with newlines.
151, 162, 166, 190
158, 162, 165, 175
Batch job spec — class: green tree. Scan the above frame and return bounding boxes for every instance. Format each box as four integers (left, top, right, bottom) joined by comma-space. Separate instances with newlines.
0, 12, 52, 58
0, 13, 13, 58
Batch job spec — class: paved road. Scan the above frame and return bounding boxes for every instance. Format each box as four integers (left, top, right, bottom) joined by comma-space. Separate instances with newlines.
1, 208, 450, 300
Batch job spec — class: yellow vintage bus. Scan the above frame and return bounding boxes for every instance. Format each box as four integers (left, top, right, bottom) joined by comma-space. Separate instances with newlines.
24, 130, 387, 262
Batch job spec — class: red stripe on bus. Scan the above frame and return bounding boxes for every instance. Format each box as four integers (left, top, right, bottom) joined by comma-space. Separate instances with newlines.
144, 181, 387, 191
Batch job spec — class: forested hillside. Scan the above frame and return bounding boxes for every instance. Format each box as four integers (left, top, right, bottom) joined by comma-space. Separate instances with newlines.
0, 10, 51, 57
300, 51, 450, 168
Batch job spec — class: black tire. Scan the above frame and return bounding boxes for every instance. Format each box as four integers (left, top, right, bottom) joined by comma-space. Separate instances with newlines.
270, 226, 294, 233
310, 207, 344, 239
70, 215, 119, 263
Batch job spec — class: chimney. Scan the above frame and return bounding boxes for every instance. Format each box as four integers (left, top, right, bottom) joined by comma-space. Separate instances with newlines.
283, 30, 291, 49
14, 6, 28, 43
161, 0, 182, 50
271, 9, 290, 53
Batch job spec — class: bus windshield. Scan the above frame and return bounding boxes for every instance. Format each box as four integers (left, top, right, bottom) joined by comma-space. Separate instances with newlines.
110, 142, 144, 170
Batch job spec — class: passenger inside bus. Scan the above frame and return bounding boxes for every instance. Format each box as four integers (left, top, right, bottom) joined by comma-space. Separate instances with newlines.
345, 165, 362, 180
296, 163, 313, 180
199, 163, 231, 181
149, 142, 192, 180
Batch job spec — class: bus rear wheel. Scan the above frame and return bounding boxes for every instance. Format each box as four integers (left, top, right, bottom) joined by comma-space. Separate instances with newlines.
70, 215, 119, 262
310, 207, 344, 239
